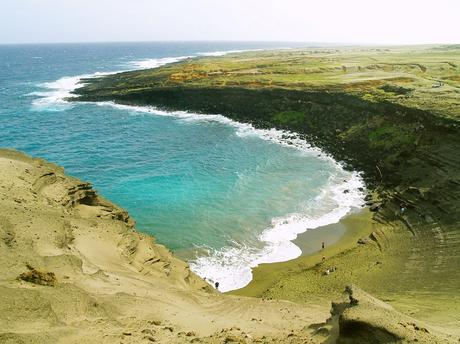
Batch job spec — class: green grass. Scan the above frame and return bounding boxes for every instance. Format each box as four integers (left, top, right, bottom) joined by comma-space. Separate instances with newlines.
368, 125, 416, 151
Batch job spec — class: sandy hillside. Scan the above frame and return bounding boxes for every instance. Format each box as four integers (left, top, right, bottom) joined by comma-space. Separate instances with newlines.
0, 149, 455, 343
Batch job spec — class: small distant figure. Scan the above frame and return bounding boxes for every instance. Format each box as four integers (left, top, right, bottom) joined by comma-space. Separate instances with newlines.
215, 281, 219, 290
400, 203, 406, 213
324, 266, 337, 276
321, 242, 325, 250
322, 256, 326, 262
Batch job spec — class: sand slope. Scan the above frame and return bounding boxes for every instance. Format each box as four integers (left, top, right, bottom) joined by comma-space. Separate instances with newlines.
0, 149, 327, 343
0, 149, 455, 343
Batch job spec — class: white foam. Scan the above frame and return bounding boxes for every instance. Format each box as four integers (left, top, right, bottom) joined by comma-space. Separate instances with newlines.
197, 49, 262, 57
100, 102, 330, 159
30, 54, 192, 111
30, 72, 113, 111
130, 55, 193, 69
97, 102, 366, 292
30, 75, 85, 111
197, 47, 292, 57
189, 172, 365, 292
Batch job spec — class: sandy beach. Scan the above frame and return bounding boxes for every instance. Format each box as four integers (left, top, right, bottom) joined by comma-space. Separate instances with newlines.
233, 207, 460, 337
230, 208, 374, 299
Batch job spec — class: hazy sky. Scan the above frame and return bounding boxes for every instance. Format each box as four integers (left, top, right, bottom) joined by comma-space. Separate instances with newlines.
1, 0, 459, 44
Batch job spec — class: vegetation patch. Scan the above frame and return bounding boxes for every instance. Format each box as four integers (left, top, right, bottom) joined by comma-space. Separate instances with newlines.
379, 84, 413, 95
368, 124, 416, 152
272, 111, 305, 127
18, 264, 57, 287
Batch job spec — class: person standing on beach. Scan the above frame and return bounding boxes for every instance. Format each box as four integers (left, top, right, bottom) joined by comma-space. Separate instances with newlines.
322, 242, 325, 249
215, 281, 219, 290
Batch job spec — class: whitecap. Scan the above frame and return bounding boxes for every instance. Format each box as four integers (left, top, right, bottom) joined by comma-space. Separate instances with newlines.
30, 54, 193, 112
197, 47, 292, 57
30, 72, 112, 112
189, 172, 365, 292
129, 55, 194, 69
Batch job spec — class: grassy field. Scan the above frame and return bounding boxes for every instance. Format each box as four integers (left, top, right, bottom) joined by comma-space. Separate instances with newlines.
78, 45, 460, 120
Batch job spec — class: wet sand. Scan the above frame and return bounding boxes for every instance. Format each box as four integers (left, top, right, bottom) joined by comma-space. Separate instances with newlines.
292, 208, 370, 257
230, 208, 374, 299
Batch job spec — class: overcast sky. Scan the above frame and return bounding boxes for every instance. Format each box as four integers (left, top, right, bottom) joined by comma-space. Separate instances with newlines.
1, 0, 459, 44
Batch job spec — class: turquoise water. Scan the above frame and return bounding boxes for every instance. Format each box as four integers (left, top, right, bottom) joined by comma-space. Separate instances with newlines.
0, 42, 364, 291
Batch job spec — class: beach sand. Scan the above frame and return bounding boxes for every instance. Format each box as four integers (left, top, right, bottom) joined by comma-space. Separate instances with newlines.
293, 208, 372, 257
230, 209, 374, 300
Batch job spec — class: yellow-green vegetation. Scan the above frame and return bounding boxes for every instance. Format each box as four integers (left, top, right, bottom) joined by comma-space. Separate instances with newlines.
77, 45, 460, 119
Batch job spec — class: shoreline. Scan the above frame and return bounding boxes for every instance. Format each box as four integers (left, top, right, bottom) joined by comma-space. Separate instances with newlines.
229, 207, 374, 298
71, 103, 367, 293
294, 207, 371, 257
176, 202, 367, 293
33, 65, 369, 293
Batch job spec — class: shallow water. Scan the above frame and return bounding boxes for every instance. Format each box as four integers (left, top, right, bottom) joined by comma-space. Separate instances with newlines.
0, 42, 364, 291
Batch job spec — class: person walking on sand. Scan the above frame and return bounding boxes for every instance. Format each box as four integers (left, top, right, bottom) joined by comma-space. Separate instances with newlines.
215, 281, 219, 290
322, 242, 325, 249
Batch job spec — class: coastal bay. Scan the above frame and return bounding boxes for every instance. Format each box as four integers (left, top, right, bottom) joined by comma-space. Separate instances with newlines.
1, 149, 457, 343
74, 44, 460, 336
2, 0, 459, 341
1, 42, 367, 292
1, 42, 459, 342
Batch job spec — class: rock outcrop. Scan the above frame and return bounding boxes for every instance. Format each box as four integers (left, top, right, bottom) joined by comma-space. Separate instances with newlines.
327, 286, 456, 343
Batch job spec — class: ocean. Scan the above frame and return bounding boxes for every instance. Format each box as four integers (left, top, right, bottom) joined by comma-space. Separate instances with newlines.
0, 42, 365, 291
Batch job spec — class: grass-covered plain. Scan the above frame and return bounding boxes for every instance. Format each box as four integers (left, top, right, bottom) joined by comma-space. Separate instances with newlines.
78, 45, 460, 120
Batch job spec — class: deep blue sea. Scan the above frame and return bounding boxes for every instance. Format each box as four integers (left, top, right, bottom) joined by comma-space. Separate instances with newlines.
0, 42, 364, 291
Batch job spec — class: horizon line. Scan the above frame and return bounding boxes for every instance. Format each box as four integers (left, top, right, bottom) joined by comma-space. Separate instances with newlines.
0, 39, 458, 47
